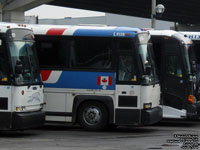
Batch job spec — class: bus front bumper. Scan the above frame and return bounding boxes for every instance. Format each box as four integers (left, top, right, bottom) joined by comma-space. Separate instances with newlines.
141, 106, 163, 125
115, 106, 162, 126
12, 111, 45, 130
186, 102, 200, 119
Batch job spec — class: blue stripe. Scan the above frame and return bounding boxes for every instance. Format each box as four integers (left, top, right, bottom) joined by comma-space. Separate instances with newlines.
44, 71, 116, 90
73, 27, 141, 37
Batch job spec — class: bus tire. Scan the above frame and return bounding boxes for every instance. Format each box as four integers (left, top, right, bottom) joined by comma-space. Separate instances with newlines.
78, 101, 108, 131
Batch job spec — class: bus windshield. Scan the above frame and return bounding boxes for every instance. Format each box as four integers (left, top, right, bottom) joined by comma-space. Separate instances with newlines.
136, 34, 158, 84
184, 44, 197, 75
8, 40, 41, 85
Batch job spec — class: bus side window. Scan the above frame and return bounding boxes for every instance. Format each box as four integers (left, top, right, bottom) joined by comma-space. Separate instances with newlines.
36, 36, 67, 68
118, 55, 136, 81
0, 39, 8, 82
70, 37, 112, 69
166, 55, 183, 78
37, 42, 55, 66
58, 40, 71, 67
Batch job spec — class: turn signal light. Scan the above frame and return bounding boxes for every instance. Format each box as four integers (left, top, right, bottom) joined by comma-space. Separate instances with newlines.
188, 95, 195, 104
16, 107, 19, 111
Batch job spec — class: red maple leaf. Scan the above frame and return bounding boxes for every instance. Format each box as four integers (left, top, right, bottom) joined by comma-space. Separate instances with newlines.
102, 78, 108, 83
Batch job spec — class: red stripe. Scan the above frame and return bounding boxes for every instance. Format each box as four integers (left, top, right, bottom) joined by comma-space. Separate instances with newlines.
109, 76, 112, 85
46, 28, 67, 35
97, 76, 101, 85
40, 70, 52, 81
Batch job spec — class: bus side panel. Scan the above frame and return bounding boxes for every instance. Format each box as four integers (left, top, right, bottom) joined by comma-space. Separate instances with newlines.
41, 70, 116, 90
44, 91, 66, 122
0, 86, 11, 129
42, 70, 116, 123
115, 84, 161, 125
140, 84, 161, 108
115, 84, 141, 125
44, 89, 115, 123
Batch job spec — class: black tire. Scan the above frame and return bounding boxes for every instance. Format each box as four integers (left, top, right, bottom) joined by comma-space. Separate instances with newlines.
78, 101, 108, 131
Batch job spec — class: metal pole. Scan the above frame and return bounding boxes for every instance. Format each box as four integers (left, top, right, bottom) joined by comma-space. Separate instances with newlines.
0, 3, 3, 22
151, 0, 156, 29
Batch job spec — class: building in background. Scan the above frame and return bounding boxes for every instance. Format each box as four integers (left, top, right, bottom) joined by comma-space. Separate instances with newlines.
25, 13, 174, 29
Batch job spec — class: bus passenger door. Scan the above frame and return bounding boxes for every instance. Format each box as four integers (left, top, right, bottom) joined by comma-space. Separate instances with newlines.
162, 39, 187, 110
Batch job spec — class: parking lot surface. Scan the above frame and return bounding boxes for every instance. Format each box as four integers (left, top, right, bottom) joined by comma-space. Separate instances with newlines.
0, 120, 200, 150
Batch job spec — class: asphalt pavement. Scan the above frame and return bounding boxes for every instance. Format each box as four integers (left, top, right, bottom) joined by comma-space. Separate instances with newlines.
0, 119, 200, 150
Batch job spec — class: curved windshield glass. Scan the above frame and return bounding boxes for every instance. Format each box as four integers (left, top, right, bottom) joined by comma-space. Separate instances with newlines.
184, 44, 196, 74
137, 43, 159, 83
9, 41, 41, 85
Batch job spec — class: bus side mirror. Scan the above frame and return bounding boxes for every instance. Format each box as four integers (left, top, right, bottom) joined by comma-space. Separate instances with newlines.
145, 66, 152, 75
191, 65, 196, 74
191, 61, 197, 74
15, 60, 23, 74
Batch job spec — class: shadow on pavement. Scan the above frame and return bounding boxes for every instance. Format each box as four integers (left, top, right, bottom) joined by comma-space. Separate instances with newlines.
153, 119, 200, 127
0, 130, 38, 138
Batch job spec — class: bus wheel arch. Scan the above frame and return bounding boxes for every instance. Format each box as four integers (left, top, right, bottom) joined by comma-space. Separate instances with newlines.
72, 95, 114, 130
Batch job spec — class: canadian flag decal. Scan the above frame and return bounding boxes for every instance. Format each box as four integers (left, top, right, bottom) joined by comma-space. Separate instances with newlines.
97, 76, 112, 86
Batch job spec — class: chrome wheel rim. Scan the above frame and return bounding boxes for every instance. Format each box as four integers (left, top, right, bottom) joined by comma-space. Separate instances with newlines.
83, 106, 101, 125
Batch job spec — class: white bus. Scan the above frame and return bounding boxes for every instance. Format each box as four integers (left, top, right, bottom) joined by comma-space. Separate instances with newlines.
0, 23, 45, 130
150, 30, 200, 119
181, 31, 200, 115
30, 24, 162, 131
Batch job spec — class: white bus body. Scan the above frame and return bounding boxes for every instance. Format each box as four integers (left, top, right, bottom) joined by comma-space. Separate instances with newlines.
30, 24, 162, 130
0, 23, 45, 130
150, 30, 200, 119
181, 31, 200, 116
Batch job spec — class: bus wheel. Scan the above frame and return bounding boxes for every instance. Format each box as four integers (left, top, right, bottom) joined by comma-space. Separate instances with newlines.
78, 101, 108, 131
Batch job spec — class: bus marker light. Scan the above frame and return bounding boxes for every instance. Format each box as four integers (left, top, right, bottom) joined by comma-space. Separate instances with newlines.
125, 33, 131, 36
188, 95, 195, 103
16, 107, 19, 111
21, 90, 24, 95
164, 37, 169, 40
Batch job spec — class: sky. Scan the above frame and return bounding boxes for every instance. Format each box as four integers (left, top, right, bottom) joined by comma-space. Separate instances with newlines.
25, 4, 105, 19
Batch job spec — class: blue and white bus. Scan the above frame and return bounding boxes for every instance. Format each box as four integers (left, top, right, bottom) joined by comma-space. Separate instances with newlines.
30, 24, 162, 130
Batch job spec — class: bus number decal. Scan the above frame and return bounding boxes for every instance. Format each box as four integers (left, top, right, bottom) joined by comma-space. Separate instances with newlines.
113, 32, 125, 37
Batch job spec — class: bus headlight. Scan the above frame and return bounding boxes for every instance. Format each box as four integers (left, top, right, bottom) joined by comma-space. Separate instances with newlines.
143, 103, 152, 109
16, 106, 26, 112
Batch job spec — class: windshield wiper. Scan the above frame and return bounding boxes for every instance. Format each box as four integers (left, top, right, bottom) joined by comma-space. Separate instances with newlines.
25, 44, 34, 89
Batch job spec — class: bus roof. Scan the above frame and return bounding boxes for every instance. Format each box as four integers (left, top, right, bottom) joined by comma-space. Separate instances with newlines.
149, 30, 178, 37
27, 24, 145, 38
149, 30, 193, 44
180, 32, 200, 41
0, 22, 32, 33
